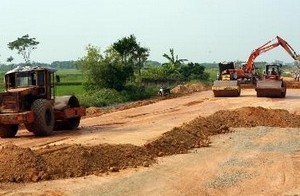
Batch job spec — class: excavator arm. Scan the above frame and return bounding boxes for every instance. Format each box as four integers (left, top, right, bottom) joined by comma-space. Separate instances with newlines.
245, 36, 300, 73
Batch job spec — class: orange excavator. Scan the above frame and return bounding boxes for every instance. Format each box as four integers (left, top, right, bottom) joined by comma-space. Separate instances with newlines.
212, 36, 300, 97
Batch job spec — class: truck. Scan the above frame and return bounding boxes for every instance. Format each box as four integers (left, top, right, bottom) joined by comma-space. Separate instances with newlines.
0, 66, 85, 138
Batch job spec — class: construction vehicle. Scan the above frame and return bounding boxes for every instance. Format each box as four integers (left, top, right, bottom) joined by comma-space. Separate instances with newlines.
0, 66, 86, 138
212, 36, 300, 97
212, 62, 242, 97
256, 63, 286, 97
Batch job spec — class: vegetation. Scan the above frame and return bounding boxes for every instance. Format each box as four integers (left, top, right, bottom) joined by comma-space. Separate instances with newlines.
76, 35, 153, 107
6, 34, 297, 108
7, 34, 39, 64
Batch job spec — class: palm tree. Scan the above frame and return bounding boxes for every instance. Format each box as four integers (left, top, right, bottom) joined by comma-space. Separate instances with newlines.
162, 48, 187, 69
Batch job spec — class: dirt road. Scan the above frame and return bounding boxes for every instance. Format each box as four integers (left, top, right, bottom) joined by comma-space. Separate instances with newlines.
1, 89, 300, 195
4, 89, 300, 148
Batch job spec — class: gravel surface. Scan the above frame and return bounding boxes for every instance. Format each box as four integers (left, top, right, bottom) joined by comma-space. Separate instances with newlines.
205, 126, 300, 191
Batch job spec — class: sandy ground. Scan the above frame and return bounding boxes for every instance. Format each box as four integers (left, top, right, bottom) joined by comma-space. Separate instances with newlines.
0, 88, 300, 195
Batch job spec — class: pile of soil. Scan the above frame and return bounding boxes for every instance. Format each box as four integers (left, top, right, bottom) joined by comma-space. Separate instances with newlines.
0, 144, 154, 183
0, 144, 47, 182
1, 107, 300, 183
146, 107, 300, 156
171, 83, 208, 94
285, 80, 300, 88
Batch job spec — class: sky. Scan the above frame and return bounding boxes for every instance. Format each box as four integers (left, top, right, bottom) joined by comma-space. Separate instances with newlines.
0, 0, 299, 64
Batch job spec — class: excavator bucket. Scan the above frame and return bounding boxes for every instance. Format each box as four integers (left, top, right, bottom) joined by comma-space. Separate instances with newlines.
212, 80, 241, 97
255, 80, 286, 98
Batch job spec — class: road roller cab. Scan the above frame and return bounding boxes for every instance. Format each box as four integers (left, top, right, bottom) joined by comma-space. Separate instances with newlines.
255, 63, 287, 98
0, 66, 85, 138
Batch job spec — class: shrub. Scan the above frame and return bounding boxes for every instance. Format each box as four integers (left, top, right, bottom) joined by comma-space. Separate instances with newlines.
78, 88, 126, 107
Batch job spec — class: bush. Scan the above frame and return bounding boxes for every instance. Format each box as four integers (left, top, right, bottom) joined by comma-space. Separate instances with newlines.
121, 83, 153, 101
78, 88, 126, 107
78, 84, 158, 107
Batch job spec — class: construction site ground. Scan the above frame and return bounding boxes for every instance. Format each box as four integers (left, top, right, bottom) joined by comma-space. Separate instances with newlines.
1, 85, 300, 195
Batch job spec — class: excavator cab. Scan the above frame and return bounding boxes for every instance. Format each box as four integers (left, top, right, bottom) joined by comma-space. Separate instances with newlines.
256, 63, 286, 98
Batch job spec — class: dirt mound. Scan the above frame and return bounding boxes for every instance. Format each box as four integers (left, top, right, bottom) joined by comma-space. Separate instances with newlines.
86, 107, 104, 116
144, 107, 300, 156
171, 83, 207, 94
285, 80, 300, 88
0, 144, 155, 183
38, 144, 154, 180
205, 107, 299, 130
1, 107, 300, 183
0, 144, 47, 182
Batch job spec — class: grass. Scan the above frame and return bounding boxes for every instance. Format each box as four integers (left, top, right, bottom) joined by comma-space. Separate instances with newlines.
55, 84, 84, 96
54, 69, 84, 96
56, 69, 83, 83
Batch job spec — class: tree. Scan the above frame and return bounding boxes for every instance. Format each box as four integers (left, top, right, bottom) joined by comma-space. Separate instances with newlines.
112, 34, 149, 76
8, 34, 39, 64
178, 62, 209, 80
97, 59, 133, 91
79, 45, 103, 90
6, 56, 14, 63
132, 45, 149, 76
112, 34, 138, 64
162, 48, 187, 69
161, 48, 188, 79
79, 44, 134, 91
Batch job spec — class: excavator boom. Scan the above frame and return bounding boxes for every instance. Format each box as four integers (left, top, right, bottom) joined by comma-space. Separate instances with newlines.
245, 36, 300, 72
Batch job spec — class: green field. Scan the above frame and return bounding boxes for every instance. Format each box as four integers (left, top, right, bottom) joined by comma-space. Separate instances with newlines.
55, 69, 84, 96
55, 84, 84, 96
56, 69, 83, 83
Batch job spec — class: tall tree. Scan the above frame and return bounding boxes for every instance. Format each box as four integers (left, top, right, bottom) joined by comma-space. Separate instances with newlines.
162, 48, 187, 69
132, 45, 149, 76
8, 34, 39, 64
161, 48, 188, 79
79, 45, 103, 89
112, 34, 138, 64
112, 34, 149, 76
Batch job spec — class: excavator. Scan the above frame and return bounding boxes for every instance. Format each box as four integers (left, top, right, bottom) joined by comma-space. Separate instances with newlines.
212, 36, 300, 97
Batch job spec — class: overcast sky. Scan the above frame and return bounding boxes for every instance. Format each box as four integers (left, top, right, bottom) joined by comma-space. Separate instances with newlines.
1, 0, 299, 64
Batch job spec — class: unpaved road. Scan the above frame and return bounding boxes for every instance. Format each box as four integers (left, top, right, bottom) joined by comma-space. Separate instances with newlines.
1, 89, 300, 195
